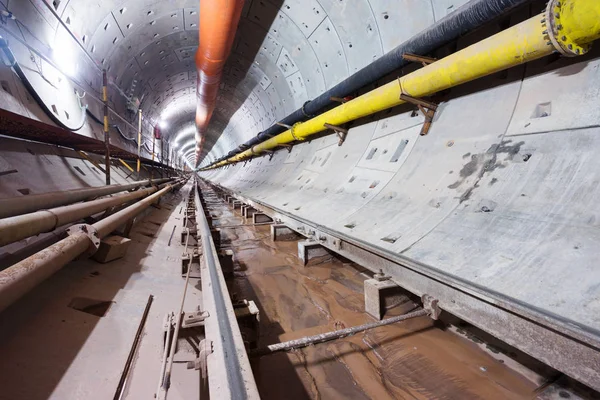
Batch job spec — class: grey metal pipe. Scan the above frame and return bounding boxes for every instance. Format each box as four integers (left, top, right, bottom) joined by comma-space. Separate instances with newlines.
249, 309, 428, 357
0, 183, 178, 312
0, 186, 160, 247
0, 178, 173, 219
210, 0, 532, 166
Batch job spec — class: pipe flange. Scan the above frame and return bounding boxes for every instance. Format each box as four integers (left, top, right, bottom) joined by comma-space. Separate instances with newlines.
544, 0, 591, 57
67, 224, 101, 255
289, 122, 302, 141
301, 100, 315, 118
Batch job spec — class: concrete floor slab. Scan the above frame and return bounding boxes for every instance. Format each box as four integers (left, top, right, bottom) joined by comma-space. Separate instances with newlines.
0, 182, 202, 400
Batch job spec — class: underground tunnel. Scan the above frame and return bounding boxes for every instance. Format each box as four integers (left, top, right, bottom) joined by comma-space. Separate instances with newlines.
0, 0, 599, 398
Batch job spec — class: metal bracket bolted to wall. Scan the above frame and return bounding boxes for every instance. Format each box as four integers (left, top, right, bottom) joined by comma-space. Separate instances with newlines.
275, 121, 293, 129
373, 269, 391, 282
78, 151, 106, 174
329, 96, 350, 104
324, 123, 348, 146
263, 150, 275, 161
66, 223, 101, 256
402, 53, 437, 66
279, 143, 294, 153
399, 93, 438, 136
421, 294, 442, 320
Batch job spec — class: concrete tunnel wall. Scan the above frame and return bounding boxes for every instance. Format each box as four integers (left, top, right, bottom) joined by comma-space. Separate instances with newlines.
0, 0, 599, 344
199, 5, 600, 338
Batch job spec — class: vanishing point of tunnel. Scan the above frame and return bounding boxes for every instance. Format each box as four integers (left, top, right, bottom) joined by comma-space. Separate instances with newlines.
0, 0, 599, 399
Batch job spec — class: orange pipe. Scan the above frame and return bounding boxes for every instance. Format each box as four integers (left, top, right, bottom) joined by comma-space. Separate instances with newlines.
194, 0, 244, 165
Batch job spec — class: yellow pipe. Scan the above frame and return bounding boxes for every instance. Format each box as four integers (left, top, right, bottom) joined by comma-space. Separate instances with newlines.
137, 109, 142, 173
77, 150, 104, 172
119, 158, 134, 173
205, 0, 600, 170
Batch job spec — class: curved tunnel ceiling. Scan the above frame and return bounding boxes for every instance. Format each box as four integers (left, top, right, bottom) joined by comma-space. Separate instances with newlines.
57, 0, 446, 164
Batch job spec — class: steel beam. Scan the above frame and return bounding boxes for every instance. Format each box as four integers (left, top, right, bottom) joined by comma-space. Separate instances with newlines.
194, 180, 260, 400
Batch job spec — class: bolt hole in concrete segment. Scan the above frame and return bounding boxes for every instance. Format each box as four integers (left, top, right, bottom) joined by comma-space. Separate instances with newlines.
202, 185, 543, 400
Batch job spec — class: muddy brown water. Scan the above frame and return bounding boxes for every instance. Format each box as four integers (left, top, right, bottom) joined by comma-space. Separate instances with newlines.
203, 194, 537, 400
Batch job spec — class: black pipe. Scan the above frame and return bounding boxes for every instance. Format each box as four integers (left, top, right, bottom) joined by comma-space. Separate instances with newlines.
211, 0, 531, 165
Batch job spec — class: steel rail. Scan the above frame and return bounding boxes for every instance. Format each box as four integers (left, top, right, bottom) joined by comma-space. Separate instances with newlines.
0, 178, 172, 219
0, 180, 183, 313
194, 179, 260, 400
217, 182, 600, 348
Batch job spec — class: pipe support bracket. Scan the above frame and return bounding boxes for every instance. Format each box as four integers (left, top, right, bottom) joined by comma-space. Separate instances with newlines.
67, 224, 101, 256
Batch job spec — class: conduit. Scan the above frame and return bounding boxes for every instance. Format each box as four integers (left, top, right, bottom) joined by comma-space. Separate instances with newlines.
204, 0, 600, 169
0, 184, 164, 246
0, 178, 172, 219
210, 0, 533, 165
0, 179, 184, 313
194, 0, 244, 163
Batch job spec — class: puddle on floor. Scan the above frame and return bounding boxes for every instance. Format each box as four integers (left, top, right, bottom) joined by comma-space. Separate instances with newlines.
206, 197, 538, 400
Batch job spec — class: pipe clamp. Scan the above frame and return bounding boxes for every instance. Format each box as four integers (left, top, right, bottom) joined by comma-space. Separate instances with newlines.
67, 224, 101, 255
290, 123, 302, 141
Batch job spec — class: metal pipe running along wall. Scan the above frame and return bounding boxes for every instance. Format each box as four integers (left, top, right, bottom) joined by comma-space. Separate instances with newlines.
204, 0, 600, 170
0, 178, 172, 219
194, 0, 244, 162
0, 180, 184, 313
0, 184, 168, 247
213, 0, 532, 164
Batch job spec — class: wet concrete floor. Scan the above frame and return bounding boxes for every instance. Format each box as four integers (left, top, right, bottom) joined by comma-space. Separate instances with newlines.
203, 192, 540, 400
